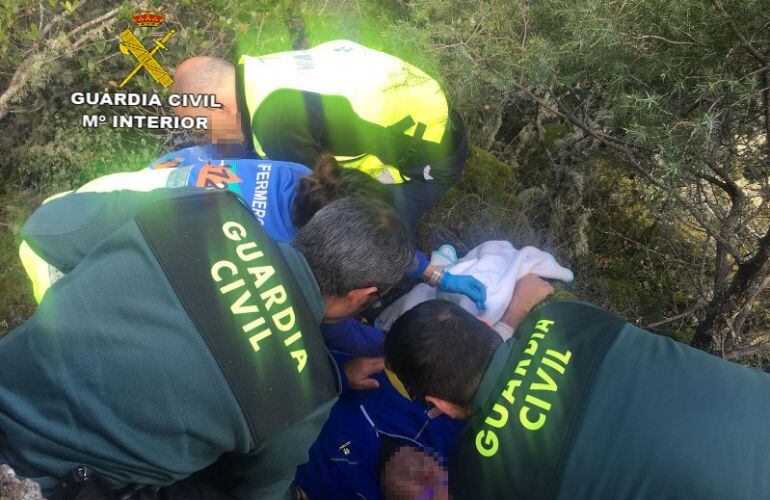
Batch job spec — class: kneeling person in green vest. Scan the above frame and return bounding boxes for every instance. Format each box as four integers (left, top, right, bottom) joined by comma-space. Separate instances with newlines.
0, 192, 413, 499
170, 40, 468, 232
385, 276, 770, 499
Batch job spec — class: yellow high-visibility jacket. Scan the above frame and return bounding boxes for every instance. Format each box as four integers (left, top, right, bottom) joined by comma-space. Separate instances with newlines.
238, 40, 455, 184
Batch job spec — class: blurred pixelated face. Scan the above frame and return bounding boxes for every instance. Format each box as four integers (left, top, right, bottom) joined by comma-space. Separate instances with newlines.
174, 102, 241, 144
381, 446, 449, 500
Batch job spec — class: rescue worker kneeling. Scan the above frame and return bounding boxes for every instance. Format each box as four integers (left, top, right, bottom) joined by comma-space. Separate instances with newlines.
170, 40, 468, 232
386, 275, 770, 500
0, 190, 413, 499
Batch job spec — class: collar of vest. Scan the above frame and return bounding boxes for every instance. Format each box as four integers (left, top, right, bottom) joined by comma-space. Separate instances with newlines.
235, 60, 256, 157
471, 340, 515, 416
276, 242, 324, 323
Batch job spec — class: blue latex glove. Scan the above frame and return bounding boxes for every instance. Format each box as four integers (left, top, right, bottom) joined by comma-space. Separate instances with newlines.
438, 272, 487, 310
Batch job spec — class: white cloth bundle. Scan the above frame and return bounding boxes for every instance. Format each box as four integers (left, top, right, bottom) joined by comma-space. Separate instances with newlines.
375, 241, 574, 337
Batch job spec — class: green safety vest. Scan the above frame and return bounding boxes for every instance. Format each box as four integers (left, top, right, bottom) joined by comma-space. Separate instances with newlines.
134, 190, 338, 441
6, 189, 339, 487
450, 302, 624, 499
238, 40, 450, 184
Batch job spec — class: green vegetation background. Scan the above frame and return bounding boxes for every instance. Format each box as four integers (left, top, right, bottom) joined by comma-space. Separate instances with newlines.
0, 0, 768, 364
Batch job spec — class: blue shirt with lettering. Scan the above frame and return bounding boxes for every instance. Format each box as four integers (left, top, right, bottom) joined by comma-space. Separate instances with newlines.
147, 146, 309, 243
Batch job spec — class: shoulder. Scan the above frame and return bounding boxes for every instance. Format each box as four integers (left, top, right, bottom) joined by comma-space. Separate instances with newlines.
147, 146, 208, 169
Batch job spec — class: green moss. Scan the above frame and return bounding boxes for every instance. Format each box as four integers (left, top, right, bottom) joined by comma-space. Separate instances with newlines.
0, 190, 39, 337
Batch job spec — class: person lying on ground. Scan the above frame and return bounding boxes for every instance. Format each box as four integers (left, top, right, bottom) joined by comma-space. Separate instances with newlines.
0, 194, 412, 499
385, 275, 770, 499
292, 259, 561, 498
293, 352, 464, 499
168, 39, 468, 232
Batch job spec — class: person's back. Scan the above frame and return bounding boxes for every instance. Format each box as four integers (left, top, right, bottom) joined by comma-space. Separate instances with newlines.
4, 190, 416, 498
239, 40, 450, 169
238, 40, 468, 231
386, 296, 770, 499
1, 189, 339, 497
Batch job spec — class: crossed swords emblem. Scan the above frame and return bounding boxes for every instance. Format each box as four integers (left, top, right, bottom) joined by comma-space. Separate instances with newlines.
118, 28, 176, 88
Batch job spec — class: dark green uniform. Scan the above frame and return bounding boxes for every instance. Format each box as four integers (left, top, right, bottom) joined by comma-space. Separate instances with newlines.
451, 301, 770, 499
0, 188, 339, 499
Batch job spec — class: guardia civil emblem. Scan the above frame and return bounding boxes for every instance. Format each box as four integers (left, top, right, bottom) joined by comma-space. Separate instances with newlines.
118, 11, 175, 88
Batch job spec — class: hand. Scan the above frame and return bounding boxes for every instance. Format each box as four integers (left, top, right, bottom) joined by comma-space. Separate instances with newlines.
512, 273, 555, 310
438, 272, 487, 310
499, 274, 554, 331
344, 356, 385, 390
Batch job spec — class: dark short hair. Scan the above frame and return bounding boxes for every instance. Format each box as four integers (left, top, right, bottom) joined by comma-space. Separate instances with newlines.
385, 300, 502, 408
292, 197, 413, 297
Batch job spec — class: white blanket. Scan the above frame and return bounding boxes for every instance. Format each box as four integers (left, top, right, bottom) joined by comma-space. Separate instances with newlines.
375, 241, 574, 337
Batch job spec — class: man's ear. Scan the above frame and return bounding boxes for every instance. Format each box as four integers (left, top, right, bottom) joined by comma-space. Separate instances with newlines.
425, 396, 470, 420
345, 286, 378, 307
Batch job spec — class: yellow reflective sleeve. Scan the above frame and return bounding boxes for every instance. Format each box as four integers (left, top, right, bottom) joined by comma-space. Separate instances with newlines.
19, 240, 61, 303
339, 154, 404, 185
76, 169, 173, 193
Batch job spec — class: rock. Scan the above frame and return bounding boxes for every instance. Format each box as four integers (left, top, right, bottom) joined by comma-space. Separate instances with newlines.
0, 465, 43, 500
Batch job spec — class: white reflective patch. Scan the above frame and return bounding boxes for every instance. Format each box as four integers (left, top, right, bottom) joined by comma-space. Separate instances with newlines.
423, 164, 434, 180
376, 169, 396, 184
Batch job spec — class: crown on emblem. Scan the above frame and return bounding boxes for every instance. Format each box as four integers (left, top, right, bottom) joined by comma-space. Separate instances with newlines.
132, 12, 164, 28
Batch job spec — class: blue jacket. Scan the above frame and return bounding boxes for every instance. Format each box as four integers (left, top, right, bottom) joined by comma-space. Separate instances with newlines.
295, 353, 465, 499
148, 144, 257, 166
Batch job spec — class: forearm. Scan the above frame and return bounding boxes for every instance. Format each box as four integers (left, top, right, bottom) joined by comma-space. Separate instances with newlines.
497, 274, 556, 332
497, 296, 535, 332
421, 263, 445, 287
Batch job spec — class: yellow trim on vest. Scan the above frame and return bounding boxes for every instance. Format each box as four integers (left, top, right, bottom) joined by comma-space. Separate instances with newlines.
339, 154, 403, 184
19, 241, 59, 303
239, 40, 449, 185
76, 169, 173, 193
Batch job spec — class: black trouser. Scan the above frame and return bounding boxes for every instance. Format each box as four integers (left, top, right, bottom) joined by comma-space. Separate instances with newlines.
385, 117, 468, 232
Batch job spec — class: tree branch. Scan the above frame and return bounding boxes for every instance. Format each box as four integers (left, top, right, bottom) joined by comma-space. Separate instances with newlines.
633, 34, 696, 46
710, 0, 767, 65
511, 79, 747, 262
0, 3, 124, 120
645, 303, 703, 329
710, 0, 770, 162
67, 5, 119, 38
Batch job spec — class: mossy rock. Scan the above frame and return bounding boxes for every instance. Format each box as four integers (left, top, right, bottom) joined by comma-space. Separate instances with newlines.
456, 146, 519, 206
